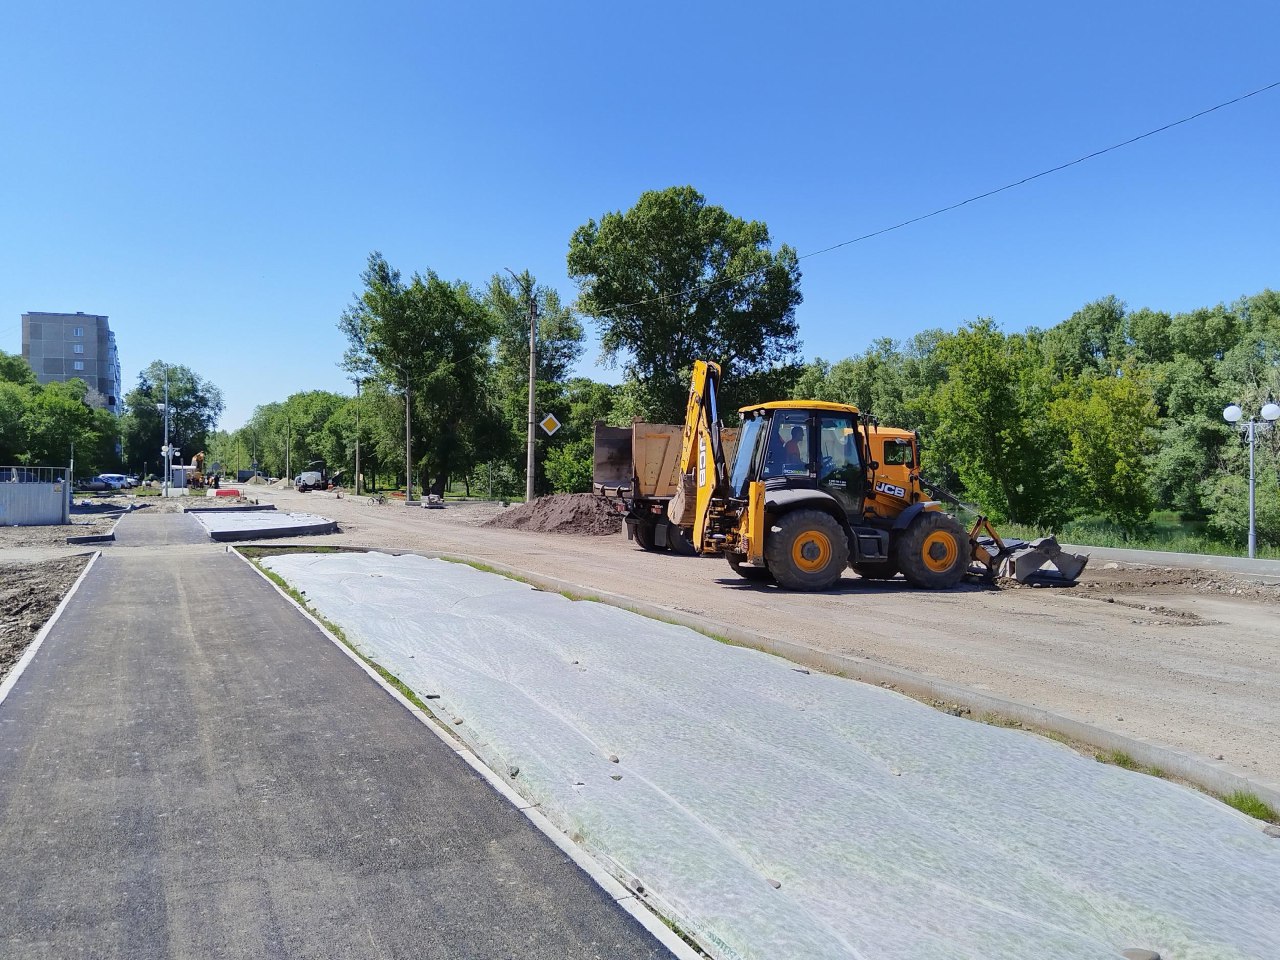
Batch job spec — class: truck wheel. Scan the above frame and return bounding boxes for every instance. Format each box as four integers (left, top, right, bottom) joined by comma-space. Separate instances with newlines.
764, 510, 849, 591
895, 511, 969, 589
632, 521, 662, 551
667, 522, 697, 556
854, 560, 899, 581
727, 553, 773, 582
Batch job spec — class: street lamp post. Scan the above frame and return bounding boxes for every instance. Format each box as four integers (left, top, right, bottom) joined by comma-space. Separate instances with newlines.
156, 372, 171, 495
354, 378, 362, 496
1223, 402, 1280, 559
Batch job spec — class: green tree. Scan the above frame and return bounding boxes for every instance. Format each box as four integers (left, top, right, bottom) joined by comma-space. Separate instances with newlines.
926, 320, 1068, 527
0, 350, 36, 386
1050, 371, 1158, 532
340, 253, 498, 496
567, 185, 802, 423
120, 362, 224, 473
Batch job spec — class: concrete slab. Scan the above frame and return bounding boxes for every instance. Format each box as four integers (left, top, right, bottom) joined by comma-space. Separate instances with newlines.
192, 510, 337, 542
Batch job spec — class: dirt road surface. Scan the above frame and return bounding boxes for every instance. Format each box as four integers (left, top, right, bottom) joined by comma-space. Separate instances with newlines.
253, 488, 1280, 787
0, 555, 89, 683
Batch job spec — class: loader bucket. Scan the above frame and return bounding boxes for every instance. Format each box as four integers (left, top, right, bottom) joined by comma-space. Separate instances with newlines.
1001, 536, 1088, 585
968, 518, 1089, 586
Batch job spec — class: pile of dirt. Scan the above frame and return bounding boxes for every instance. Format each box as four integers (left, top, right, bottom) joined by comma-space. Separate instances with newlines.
1080, 563, 1280, 604
246, 475, 268, 486
269, 478, 292, 489
483, 494, 623, 536
0, 556, 88, 682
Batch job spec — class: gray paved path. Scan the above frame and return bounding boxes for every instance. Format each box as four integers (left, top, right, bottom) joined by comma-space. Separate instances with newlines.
0, 513, 668, 960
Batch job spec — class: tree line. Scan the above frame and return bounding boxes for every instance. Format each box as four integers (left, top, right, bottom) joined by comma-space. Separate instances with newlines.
6, 183, 1275, 548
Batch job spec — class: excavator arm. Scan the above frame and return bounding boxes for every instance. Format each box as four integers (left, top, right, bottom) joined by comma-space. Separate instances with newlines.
670, 360, 730, 551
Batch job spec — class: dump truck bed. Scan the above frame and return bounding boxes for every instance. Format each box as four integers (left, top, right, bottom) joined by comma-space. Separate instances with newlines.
594, 421, 738, 500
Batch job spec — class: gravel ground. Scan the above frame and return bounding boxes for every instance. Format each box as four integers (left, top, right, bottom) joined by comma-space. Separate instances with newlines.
0, 555, 88, 683
249, 488, 1280, 787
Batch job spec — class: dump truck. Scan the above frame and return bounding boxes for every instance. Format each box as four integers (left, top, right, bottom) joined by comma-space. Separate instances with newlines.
593, 420, 740, 553
667, 360, 1087, 590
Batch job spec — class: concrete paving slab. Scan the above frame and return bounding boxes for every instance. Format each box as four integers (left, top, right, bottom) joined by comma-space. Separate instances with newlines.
193, 510, 338, 541
0, 515, 668, 960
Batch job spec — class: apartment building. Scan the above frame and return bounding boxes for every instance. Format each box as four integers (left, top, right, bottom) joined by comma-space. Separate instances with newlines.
20, 311, 122, 415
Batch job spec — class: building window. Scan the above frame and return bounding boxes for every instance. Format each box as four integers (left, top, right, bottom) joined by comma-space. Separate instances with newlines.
74, 361, 85, 371
73, 343, 84, 353
72, 326, 83, 337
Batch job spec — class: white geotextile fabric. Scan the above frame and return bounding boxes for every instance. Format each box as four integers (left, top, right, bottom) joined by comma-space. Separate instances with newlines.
263, 552, 1280, 960
194, 511, 333, 536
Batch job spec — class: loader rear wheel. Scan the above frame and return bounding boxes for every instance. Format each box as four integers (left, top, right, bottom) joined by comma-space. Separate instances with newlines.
895, 511, 969, 589
765, 510, 849, 591
727, 553, 773, 582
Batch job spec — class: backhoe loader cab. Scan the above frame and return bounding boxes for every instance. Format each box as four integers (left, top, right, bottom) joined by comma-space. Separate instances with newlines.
677, 360, 974, 591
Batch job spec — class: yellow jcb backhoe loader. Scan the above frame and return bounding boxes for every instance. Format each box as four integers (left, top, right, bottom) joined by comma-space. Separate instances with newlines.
669, 360, 1087, 591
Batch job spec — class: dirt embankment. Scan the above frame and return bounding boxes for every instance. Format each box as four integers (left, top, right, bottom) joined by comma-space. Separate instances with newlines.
0, 556, 88, 682
483, 494, 623, 536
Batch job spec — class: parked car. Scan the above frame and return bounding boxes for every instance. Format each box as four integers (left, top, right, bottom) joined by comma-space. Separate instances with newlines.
98, 473, 133, 489
76, 476, 111, 491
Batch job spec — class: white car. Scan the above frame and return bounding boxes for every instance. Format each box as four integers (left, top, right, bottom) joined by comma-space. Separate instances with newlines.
98, 473, 134, 489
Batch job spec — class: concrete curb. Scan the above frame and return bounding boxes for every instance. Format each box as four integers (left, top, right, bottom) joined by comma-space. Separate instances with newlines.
230, 547, 703, 960
66, 511, 127, 545
183, 503, 278, 514
0, 551, 101, 706
345, 546, 1280, 815
204, 518, 339, 542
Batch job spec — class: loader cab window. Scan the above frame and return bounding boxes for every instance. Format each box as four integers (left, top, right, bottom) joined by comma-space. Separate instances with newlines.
762, 411, 811, 479
883, 439, 915, 467
818, 415, 863, 514
730, 415, 765, 496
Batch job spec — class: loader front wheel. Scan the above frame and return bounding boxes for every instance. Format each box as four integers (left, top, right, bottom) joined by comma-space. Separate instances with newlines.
727, 552, 773, 582
895, 511, 969, 589
765, 510, 849, 591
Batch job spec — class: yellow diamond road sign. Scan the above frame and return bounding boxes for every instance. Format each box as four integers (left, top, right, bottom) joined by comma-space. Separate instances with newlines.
539, 413, 561, 436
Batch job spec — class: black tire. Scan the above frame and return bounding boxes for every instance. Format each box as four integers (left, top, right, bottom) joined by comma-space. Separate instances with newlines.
854, 560, 899, 581
894, 511, 969, 589
727, 553, 773, 582
764, 509, 850, 591
632, 520, 663, 552
666, 522, 698, 556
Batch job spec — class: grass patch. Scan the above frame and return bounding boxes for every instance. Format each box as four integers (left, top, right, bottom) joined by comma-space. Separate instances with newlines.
1221, 790, 1278, 823
1097, 749, 1140, 770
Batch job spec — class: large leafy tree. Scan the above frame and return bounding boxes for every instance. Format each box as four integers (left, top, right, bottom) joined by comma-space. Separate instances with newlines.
567, 185, 802, 423
340, 252, 498, 497
120, 362, 224, 474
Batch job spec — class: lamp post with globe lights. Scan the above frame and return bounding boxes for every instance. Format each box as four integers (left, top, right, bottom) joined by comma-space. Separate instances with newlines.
1223, 401, 1280, 558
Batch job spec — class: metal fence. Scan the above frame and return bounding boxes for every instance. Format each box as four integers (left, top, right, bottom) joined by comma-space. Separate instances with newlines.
0, 466, 71, 526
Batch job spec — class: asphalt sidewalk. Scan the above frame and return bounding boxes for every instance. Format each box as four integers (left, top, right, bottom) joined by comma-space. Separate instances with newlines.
0, 512, 668, 960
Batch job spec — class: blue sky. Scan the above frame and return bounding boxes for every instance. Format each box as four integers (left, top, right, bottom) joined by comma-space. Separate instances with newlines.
2, 1, 1277, 429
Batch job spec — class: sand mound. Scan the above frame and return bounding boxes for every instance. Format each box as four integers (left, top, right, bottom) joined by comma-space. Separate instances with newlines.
246, 475, 268, 486
483, 493, 623, 536
269, 478, 292, 489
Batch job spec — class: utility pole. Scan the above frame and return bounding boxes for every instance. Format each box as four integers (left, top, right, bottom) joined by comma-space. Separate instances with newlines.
286, 417, 291, 481
505, 268, 538, 503
354, 378, 362, 496
404, 376, 413, 502
162, 372, 170, 495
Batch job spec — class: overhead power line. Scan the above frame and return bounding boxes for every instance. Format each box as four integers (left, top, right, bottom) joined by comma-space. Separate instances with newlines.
610, 79, 1280, 312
